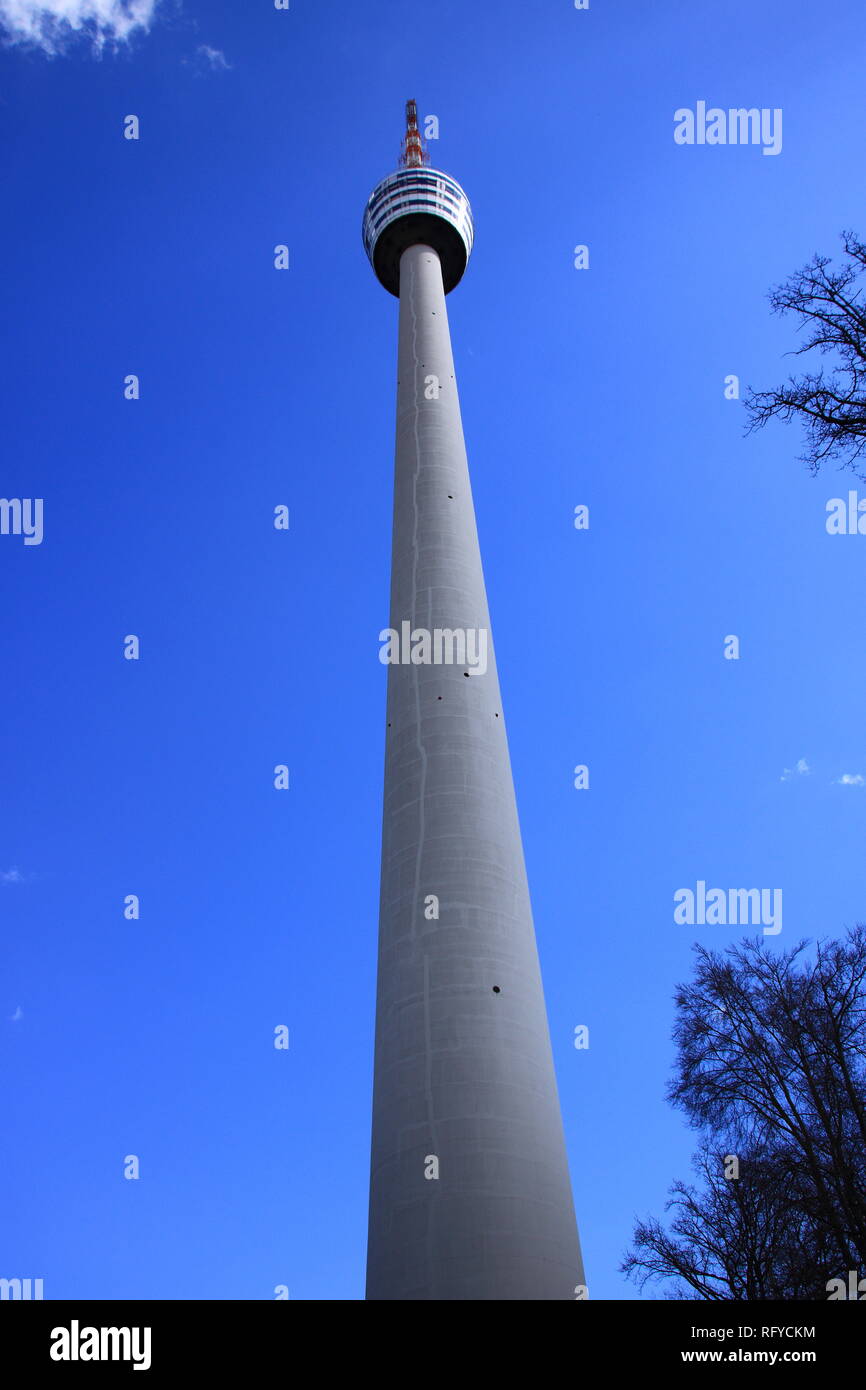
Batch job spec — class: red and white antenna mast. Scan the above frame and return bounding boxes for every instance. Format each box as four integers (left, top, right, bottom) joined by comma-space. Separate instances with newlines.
399, 99, 428, 168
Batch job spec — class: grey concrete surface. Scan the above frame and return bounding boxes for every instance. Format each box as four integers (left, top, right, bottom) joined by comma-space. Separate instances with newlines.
365, 243, 585, 1300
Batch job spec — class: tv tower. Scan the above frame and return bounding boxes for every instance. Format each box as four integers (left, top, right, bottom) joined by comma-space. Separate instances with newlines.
362, 101, 585, 1300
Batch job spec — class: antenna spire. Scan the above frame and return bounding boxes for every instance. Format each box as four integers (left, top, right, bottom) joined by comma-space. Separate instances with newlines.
399, 99, 428, 168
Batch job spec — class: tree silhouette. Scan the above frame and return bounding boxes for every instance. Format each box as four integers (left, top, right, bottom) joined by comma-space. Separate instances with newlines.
745, 232, 866, 479
623, 929, 866, 1299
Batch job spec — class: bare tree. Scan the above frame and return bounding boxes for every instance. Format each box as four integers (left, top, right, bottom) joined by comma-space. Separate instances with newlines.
624, 1141, 834, 1300
745, 232, 866, 478
623, 928, 866, 1299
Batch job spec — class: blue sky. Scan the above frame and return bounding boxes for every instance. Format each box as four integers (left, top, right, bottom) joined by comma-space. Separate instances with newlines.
1, 0, 864, 1301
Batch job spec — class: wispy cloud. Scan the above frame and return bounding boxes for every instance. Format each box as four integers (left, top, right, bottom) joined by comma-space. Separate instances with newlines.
1, 867, 24, 884
835, 773, 865, 787
781, 757, 810, 782
0, 0, 159, 55
9, 1005, 23, 1022
195, 43, 230, 72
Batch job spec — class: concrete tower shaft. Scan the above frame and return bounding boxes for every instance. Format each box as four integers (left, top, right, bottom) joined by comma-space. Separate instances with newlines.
364, 236, 585, 1300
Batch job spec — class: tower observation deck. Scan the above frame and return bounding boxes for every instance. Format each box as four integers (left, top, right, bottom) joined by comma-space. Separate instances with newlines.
362, 97, 474, 296
362, 101, 585, 1301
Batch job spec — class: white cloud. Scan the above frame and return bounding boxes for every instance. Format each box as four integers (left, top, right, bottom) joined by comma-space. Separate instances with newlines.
835, 773, 865, 787
196, 43, 229, 71
0, 0, 158, 54
0, 867, 23, 883
10, 1005, 23, 1022
781, 757, 810, 782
